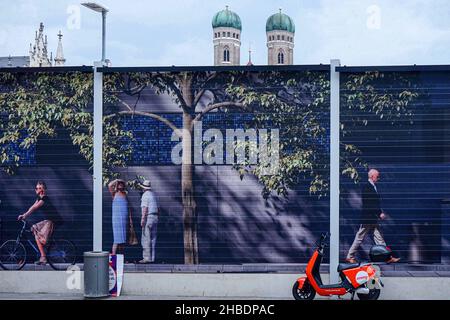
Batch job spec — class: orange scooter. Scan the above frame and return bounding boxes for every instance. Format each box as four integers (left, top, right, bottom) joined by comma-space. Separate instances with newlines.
293, 233, 383, 300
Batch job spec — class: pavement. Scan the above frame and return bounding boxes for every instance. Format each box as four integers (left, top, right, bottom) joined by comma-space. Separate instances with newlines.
1, 263, 450, 300
1, 271, 450, 300
18, 262, 450, 277
0, 293, 299, 300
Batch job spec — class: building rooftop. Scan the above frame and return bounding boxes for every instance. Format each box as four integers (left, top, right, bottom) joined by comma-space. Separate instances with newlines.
266, 9, 295, 33
0, 56, 30, 68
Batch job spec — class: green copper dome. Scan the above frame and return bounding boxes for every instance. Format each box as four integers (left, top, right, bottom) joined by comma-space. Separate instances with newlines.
212, 6, 242, 30
266, 10, 295, 33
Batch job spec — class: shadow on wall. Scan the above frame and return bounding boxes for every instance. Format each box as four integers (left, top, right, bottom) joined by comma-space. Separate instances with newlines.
0, 164, 328, 264
196, 166, 329, 264
101, 165, 329, 264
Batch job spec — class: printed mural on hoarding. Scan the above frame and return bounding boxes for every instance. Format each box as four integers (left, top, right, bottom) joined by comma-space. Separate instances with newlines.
0, 68, 448, 267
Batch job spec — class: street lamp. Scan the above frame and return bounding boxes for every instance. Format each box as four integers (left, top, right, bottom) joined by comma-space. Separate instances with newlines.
81, 2, 110, 298
81, 2, 108, 62
81, 1, 109, 253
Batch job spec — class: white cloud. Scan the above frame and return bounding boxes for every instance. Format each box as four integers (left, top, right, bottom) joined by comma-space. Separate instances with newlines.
2, 0, 450, 66
297, 0, 450, 65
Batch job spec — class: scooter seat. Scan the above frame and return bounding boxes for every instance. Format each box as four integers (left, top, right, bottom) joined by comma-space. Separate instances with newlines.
337, 262, 360, 272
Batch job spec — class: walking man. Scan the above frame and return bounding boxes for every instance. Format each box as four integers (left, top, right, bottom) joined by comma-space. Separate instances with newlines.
138, 180, 159, 264
346, 169, 400, 264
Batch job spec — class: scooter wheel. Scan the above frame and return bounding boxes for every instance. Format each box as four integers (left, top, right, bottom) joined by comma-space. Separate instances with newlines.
357, 288, 381, 300
292, 281, 316, 300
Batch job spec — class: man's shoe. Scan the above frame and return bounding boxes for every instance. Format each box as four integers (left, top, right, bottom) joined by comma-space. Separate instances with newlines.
138, 259, 151, 264
386, 257, 400, 264
345, 258, 357, 264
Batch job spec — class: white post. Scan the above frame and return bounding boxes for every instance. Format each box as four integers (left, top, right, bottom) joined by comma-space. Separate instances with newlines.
102, 11, 106, 62
93, 61, 103, 252
330, 59, 341, 284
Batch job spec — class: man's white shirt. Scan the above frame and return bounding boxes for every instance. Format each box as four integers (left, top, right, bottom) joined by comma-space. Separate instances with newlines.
141, 190, 158, 214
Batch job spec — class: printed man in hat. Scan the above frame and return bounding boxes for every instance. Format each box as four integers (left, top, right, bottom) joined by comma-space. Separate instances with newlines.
138, 180, 159, 264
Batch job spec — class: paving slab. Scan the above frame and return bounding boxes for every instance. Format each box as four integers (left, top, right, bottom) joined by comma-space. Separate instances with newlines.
408, 271, 440, 277
195, 265, 223, 273
222, 265, 243, 273
381, 271, 411, 277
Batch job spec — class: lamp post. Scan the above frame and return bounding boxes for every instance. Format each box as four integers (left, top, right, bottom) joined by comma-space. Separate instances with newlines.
81, 2, 110, 298
81, 2, 108, 62
82, 2, 108, 253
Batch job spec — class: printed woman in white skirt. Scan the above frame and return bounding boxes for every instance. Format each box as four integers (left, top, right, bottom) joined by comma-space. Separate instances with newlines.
108, 179, 129, 255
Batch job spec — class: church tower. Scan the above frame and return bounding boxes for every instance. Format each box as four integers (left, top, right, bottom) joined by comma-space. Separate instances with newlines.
53, 31, 66, 66
266, 9, 295, 65
212, 6, 242, 66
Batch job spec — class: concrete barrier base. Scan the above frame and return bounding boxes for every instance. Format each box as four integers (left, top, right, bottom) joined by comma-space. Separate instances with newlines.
0, 271, 449, 300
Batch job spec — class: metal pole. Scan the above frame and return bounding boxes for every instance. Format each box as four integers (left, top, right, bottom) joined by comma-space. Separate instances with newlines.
101, 11, 106, 62
329, 59, 341, 284
93, 61, 103, 252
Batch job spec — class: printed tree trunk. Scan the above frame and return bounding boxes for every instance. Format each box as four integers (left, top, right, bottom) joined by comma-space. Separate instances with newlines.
180, 75, 198, 264
181, 112, 198, 264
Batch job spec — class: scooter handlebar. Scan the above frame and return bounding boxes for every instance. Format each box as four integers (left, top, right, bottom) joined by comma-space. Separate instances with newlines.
316, 232, 330, 249
320, 232, 330, 242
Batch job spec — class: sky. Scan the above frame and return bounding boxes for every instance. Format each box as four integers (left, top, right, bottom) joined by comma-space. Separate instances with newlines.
1, 0, 450, 67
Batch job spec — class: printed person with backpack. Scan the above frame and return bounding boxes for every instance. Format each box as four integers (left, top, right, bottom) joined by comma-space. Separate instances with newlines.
17, 181, 62, 265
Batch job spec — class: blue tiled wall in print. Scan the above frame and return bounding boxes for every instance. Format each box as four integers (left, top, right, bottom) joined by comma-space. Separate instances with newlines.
121, 112, 256, 165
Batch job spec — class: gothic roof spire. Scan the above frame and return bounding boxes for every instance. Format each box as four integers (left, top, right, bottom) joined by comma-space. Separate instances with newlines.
54, 30, 66, 66
30, 22, 52, 67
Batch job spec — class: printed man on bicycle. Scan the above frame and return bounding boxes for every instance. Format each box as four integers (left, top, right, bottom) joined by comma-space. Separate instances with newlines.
17, 181, 60, 265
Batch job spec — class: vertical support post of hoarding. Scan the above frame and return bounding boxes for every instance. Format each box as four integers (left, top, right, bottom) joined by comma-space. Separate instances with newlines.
330, 59, 341, 284
93, 61, 103, 252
